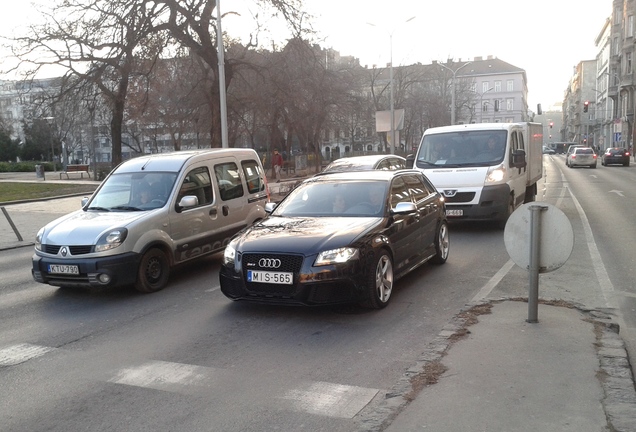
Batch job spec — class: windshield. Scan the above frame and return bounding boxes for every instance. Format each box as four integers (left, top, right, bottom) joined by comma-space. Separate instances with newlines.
86, 172, 178, 211
416, 130, 507, 167
273, 180, 388, 217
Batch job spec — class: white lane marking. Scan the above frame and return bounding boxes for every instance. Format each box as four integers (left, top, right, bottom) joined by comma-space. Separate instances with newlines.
282, 381, 379, 419
565, 181, 617, 310
471, 259, 516, 302
205, 285, 220, 293
609, 190, 625, 197
0, 343, 55, 366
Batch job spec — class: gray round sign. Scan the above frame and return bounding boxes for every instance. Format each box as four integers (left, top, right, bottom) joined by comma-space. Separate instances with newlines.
504, 202, 574, 273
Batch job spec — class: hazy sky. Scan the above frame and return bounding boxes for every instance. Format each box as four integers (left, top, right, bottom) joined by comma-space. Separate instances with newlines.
1, 0, 611, 112
299, 0, 611, 111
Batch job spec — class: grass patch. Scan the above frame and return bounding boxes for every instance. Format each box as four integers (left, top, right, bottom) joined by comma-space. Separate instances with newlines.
0, 182, 98, 203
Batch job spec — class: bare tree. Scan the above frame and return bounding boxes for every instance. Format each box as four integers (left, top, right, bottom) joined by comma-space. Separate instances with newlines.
152, 0, 305, 147
11, 0, 171, 168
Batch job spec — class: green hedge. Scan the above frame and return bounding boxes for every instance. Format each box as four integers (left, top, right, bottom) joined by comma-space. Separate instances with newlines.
0, 161, 59, 172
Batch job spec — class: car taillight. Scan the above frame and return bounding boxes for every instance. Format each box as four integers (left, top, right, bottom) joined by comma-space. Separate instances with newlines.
626, 152, 631, 156
593, 154, 597, 159
571, 155, 576, 159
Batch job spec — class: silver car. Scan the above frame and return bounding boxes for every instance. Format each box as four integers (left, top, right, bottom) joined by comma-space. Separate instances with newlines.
566, 147, 597, 168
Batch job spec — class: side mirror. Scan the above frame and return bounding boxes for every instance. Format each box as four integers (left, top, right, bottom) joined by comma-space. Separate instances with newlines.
391, 202, 417, 215
265, 202, 277, 213
175, 195, 198, 213
405, 154, 415, 169
511, 149, 527, 168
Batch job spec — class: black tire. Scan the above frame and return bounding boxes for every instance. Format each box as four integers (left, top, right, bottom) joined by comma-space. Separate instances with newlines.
497, 196, 514, 229
360, 250, 393, 309
135, 248, 170, 293
591, 164, 597, 169
430, 221, 449, 264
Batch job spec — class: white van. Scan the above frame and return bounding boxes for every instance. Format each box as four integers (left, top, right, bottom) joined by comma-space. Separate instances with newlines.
411, 122, 543, 226
32, 148, 269, 293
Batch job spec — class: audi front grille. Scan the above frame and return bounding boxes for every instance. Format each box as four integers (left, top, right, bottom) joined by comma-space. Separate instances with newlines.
242, 253, 303, 273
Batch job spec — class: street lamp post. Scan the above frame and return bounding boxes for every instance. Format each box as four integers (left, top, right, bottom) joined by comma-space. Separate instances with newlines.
437, 61, 473, 125
216, 0, 228, 148
42, 116, 56, 170
368, 16, 416, 154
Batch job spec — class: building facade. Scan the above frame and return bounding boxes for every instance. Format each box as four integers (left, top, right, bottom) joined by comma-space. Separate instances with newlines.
457, 56, 529, 124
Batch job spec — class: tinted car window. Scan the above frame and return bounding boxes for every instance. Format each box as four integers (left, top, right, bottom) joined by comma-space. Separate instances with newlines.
215, 162, 244, 201
274, 180, 388, 217
389, 177, 410, 208
576, 148, 593, 155
178, 167, 213, 206
403, 174, 430, 202
242, 159, 266, 194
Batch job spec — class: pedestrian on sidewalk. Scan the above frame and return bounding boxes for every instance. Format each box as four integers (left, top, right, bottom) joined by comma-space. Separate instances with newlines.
273, 148, 283, 183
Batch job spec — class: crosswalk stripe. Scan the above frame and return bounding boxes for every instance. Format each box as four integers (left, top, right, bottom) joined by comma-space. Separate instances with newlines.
282, 381, 379, 419
109, 360, 379, 418
108, 360, 213, 391
0, 343, 55, 366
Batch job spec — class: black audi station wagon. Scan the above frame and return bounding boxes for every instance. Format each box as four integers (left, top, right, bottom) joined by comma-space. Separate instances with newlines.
219, 170, 449, 309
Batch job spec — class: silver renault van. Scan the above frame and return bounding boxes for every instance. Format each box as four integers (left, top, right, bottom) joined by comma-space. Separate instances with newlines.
32, 148, 269, 293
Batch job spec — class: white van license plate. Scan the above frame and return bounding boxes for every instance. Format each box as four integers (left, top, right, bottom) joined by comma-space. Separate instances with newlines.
247, 270, 293, 284
446, 209, 463, 216
48, 264, 79, 275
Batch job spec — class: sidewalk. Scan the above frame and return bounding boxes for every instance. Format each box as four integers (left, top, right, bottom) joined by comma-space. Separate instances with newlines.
369, 300, 636, 432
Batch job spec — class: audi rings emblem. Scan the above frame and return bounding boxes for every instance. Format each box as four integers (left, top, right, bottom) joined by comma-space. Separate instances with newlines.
259, 258, 281, 269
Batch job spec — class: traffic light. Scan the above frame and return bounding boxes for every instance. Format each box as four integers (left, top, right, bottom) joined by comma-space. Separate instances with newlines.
549, 122, 553, 129
584, 101, 589, 113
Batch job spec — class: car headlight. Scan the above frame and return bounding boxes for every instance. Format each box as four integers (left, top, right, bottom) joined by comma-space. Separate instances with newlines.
223, 240, 238, 267
35, 228, 44, 251
486, 163, 506, 183
95, 228, 128, 252
314, 247, 359, 266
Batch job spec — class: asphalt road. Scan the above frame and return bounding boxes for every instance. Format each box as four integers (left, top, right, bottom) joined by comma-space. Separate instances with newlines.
1, 155, 634, 431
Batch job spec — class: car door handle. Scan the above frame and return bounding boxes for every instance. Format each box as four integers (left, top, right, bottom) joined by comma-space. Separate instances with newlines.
209, 207, 217, 216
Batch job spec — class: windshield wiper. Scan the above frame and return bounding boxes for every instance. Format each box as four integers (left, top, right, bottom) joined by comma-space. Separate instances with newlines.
110, 205, 143, 211
86, 206, 111, 212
